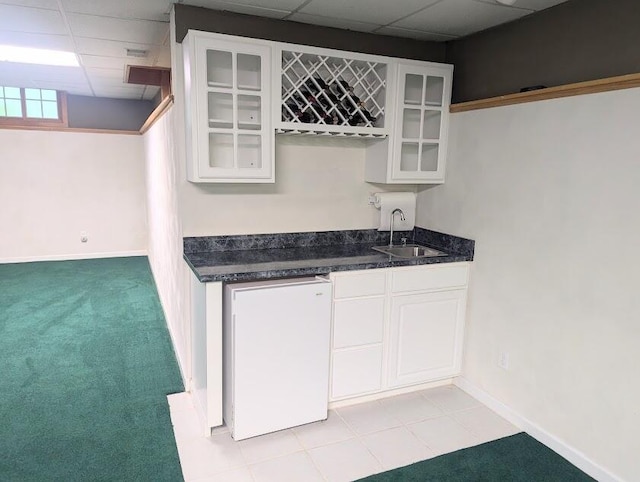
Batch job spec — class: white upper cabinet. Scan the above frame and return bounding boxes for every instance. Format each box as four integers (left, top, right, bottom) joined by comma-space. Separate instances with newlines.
183, 31, 274, 183
182, 30, 453, 185
365, 61, 453, 184
274, 44, 395, 138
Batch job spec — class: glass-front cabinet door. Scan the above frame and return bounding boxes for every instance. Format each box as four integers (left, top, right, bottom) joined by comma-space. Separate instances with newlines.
391, 63, 452, 183
185, 32, 273, 183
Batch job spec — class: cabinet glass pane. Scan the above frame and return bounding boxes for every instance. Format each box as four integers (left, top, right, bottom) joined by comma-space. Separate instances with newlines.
422, 111, 441, 139
209, 133, 234, 168
237, 95, 261, 130
402, 109, 420, 138
404, 74, 424, 105
206, 50, 232, 88
400, 143, 419, 172
237, 54, 261, 91
420, 143, 439, 172
237, 135, 262, 169
425, 76, 444, 106
208, 92, 233, 128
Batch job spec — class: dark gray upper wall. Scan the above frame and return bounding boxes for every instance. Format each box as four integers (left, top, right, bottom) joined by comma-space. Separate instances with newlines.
174, 4, 446, 63
446, 0, 640, 103
67, 95, 154, 131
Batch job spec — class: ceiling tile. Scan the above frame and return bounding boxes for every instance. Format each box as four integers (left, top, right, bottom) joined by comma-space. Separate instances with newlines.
74, 37, 157, 59
91, 84, 145, 99
190, 0, 307, 12
299, 0, 439, 25
79, 54, 153, 70
288, 12, 379, 33
501, 0, 567, 10
60, 0, 173, 22
0, 62, 86, 86
0, 31, 73, 50
66, 13, 168, 45
0, 4, 66, 35
393, 0, 530, 36
185, 0, 291, 19
0, 0, 58, 9
85, 67, 126, 81
375, 26, 456, 41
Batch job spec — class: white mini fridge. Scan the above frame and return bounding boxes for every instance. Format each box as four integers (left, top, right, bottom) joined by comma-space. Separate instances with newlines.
223, 277, 332, 440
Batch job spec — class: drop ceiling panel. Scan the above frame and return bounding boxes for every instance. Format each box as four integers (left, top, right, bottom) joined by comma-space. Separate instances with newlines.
0, 62, 86, 84
61, 0, 173, 22
0, 31, 73, 50
299, 0, 439, 25
66, 13, 168, 45
288, 13, 378, 33
393, 0, 530, 36
0, 0, 58, 9
186, 1, 291, 19
376, 26, 456, 42
74, 37, 157, 59
193, 0, 307, 11
80, 54, 152, 70
0, 4, 67, 35
507, 0, 567, 10
91, 84, 146, 99
85, 67, 126, 81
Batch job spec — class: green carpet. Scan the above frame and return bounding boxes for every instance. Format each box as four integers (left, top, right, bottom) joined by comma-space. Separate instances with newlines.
358, 432, 595, 481
0, 257, 184, 481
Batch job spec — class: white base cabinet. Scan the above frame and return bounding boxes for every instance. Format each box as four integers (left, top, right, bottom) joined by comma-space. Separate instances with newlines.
329, 263, 469, 402
388, 290, 466, 388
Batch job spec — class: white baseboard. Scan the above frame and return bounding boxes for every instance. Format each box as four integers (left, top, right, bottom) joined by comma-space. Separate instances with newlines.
454, 377, 622, 482
0, 250, 147, 264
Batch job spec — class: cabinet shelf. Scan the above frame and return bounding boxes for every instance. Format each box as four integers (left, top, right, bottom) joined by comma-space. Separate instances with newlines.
237, 121, 261, 130
237, 84, 261, 91
276, 128, 386, 139
207, 81, 233, 89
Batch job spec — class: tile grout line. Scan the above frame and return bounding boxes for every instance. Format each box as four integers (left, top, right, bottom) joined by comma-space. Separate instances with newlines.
289, 426, 330, 482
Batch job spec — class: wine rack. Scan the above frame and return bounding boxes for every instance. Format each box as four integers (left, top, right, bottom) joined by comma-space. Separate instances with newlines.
279, 49, 388, 132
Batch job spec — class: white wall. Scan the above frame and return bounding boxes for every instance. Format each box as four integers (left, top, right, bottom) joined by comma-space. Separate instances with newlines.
417, 88, 640, 481
143, 107, 191, 384
180, 136, 414, 236
0, 129, 147, 262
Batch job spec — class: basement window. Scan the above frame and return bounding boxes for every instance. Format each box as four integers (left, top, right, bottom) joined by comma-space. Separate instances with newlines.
0, 86, 68, 127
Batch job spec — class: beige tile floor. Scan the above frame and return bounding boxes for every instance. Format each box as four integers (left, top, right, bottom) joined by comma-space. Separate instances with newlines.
168, 385, 520, 482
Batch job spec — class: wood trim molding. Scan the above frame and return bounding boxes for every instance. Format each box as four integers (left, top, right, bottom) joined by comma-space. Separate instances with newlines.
139, 94, 174, 134
0, 124, 140, 135
450, 73, 640, 113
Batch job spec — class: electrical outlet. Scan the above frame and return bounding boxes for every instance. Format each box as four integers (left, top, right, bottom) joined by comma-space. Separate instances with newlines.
80, 231, 88, 243
498, 352, 510, 370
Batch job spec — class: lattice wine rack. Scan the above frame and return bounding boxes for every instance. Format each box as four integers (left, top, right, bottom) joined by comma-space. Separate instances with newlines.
280, 50, 388, 134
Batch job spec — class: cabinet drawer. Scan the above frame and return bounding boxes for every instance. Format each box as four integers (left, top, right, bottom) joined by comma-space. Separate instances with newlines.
333, 297, 385, 349
333, 270, 386, 299
331, 345, 383, 400
391, 264, 469, 293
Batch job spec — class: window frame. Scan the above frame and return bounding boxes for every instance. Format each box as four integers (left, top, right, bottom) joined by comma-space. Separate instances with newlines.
0, 87, 68, 128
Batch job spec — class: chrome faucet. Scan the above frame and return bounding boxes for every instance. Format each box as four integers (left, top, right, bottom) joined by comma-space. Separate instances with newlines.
389, 208, 406, 247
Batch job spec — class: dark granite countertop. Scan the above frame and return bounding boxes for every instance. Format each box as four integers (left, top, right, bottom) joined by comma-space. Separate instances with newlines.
183, 227, 474, 283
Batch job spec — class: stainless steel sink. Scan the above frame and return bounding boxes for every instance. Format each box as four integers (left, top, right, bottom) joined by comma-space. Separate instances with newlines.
372, 244, 446, 258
